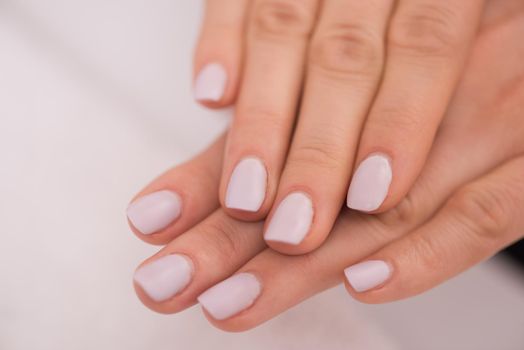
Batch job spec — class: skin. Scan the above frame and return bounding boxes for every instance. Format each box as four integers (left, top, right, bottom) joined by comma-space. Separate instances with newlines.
130, 0, 524, 332
194, 0, 486, 255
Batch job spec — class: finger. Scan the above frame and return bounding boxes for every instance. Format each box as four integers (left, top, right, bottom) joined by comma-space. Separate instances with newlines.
262, 0, 393, 254
481, 0, 524, 28
200, 120, 524, 330
344, 155, 524, 302
194, 119, 522, 329
219, 0, 319, 220
196, 142, 517, 330
346, 0, 484, 213
134, 2, 524, 324
197, 210, 383, 330
196, 15, 524, 328
126, 135, 225, 245
193, 0, 250, 107
198, 21, 524, 331
133, 210, 265, 314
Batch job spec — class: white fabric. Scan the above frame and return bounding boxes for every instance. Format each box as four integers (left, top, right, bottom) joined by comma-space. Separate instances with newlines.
1, 1, 524, 349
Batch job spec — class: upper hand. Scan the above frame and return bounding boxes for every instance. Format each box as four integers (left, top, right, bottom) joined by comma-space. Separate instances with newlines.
192, 0, 485, 255
127, 2, 524, 331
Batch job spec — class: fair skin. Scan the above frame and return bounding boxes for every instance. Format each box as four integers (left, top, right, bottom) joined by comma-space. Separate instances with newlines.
128, 0, 524, 331
193, 0, 486, 255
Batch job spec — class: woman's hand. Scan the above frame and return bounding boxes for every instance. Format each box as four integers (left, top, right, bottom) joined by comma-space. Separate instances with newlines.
192, 0, 485, 255
126, 0, 524, 331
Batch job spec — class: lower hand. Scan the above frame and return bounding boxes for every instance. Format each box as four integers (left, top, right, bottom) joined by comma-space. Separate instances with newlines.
127, 2, 524, 331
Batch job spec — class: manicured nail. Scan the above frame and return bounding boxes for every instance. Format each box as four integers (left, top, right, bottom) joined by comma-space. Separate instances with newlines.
264, 192, 313, 245
197, 273, 261, 320
344, 260, 391, 293
134, 254, 193, 302
225, 157, 267, 212
346, 154, 392, 212
194, 63, 227, 102
127, 190, 182, 235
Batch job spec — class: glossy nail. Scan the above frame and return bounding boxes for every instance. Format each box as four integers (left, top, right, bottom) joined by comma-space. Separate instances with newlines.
198, 273, 261, 320
264, 192, 313, 245
127, 190, 182, 235
225, 157, 267, 212
194, 63, 227, 102
344, 260, 391, 293
134, 254, 193, 302
347, 154, 392, 212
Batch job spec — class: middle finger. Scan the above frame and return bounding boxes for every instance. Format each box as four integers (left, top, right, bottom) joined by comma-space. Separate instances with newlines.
263, 0, 394, 253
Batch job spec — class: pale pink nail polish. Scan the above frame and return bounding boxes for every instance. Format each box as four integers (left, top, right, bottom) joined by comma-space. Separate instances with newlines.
344, 260, 391, 293
264, 192, 313, 245
197, 273, 261, 320
194, 63, 227, 102
126, 190, 182, 235
134, 254, 193, 302
225, 157, 267, 212
347, 154, 392, 212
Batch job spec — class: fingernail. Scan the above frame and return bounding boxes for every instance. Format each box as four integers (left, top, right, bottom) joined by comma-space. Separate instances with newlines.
225, 157, 267, 212
194, 63, 227, 102
347, 154, 392, 212
127, 190, 182, 235
264, 192, 313, 245
197, 273, 261, 320
134, 254, 193, 302
344, 260, 391, 293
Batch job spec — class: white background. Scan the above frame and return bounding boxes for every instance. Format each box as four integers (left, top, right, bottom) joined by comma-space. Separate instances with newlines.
1, 1, 524, 349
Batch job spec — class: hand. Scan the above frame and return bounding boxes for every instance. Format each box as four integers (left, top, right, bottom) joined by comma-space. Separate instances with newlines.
127, 1, 524, 331
191, 0, 486, 255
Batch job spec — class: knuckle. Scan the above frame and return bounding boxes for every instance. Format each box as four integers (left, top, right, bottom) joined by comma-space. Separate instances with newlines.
293, 251, 323, 277
309, 24, 383, 78
231, 107, 289, 138
389, 4, 461, 58
407, 233, 445, 272
183, 164, 218, 195
377, 192, 420, 227
494, 71, 524, 112
376, 176, 436, 229
367, 105, 423, 135
449, 185, 511, 243
252, 1, 314, 39
245, 106, 289, 126
290, 135, 347, 171
228, 106, 293, 157
198, 219, 242, 267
